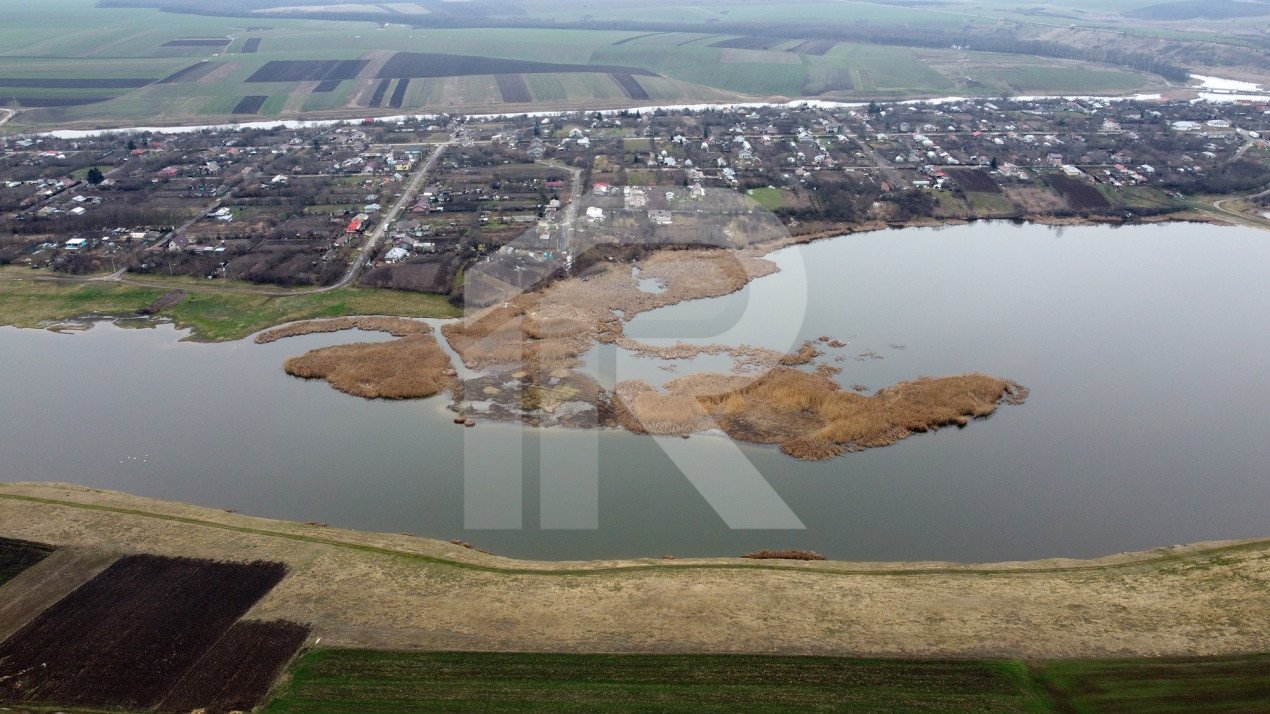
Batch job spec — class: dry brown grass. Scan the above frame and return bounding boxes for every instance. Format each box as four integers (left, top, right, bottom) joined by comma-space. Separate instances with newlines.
616, 368, 1026, 461
283, 333, 455, 400
743, 550, 827, 561
5, 483, 1267, 659
444, 249, 777, 373
255, 316, 431, 344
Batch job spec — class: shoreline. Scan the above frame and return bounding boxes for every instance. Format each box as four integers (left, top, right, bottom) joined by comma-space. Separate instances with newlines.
1, 482, 1266, 657
0, 211, 1238, 344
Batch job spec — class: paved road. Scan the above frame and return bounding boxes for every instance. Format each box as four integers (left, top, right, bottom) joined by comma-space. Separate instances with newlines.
1210, 187, 1270, 229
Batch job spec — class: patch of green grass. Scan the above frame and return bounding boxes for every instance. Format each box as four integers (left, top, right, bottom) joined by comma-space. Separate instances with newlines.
1036, 655, 1270, 712
0, 274, 460, 342
746, 186, 787, 210
263, 650, 1051, 713
967, 191, 1016, 215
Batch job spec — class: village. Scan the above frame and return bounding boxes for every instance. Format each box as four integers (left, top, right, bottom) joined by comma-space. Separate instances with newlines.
1, 96, 1266, 298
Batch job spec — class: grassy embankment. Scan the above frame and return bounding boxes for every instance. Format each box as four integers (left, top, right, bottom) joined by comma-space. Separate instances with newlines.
264, 649, 1270, 713
0, 273, 460, 342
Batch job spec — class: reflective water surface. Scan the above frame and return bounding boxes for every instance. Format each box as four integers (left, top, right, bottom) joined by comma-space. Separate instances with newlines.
2, 221, 1267, 561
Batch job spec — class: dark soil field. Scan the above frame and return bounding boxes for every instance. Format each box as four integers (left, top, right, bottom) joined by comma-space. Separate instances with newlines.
0, 77, 152, 88
789, 39, 837, 55
376, 52, 655, 79
313, 79, 342, 92
367, 78, 391, 108
10, 95, 112, 107
163, 37, 231, 47
158, 61, 218, 83
388, 77, 411, 108
242, 37, 262, 53
0, 554, 288, 710
949, 168, 1003, 193
709, 36, 786, 50
1044, 174, 1112, 209
262, 650, 1050, 712
495, 73, 531, 103
232, 95, 268, 114
247, 59, 370, 83
0, 536, 54, 586
610, 72, 650, 100
158, 620, 311, 714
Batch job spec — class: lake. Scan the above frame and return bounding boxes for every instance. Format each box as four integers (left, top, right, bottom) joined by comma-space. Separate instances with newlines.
2, 221, 1267, 561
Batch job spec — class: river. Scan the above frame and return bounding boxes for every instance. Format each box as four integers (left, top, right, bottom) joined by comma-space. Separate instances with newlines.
1, 221, 1267, 561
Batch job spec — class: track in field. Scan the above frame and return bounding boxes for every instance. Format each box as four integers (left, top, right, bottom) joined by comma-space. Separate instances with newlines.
0, 77, 151, 88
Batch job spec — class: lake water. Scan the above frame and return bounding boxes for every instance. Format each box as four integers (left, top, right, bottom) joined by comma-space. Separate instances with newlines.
2, 221, 1268, 561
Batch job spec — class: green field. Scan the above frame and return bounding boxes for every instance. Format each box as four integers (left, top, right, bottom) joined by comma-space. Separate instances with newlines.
263, 650, 1050, 713
0, 273, 460, 342
263, 649, 1270, 713
0, 0, 1166, 129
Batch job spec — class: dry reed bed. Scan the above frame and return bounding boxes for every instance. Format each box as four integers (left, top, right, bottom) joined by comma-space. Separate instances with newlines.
616, 368, 1027, 460
255, 316, 432, 344
443, 249, 777, 372
283, 334, 456, 400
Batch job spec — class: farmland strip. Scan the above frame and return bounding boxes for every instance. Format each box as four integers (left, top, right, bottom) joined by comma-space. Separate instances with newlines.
158, 620, 311, 714
709, 36, 786, 50
242, 37, 262, 53
313, 79, 342, 93
367, 79, 391, 108
0, 77, 151, 89
611, 32, 668, 45
1043, 174, 1111, 209
8, 96, 112, 107
376, 52, 656, 79
610, 73, 650, 100
158, 61, 218, 84
0, 554, 288, 710
947, 168, 1003, 194
388, 77, 410, 108
232, 95, 268, 114
163, 38, 231, 47
247, 60, 370, 83
788, 39, 837, 56
494, 74, 530, 103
